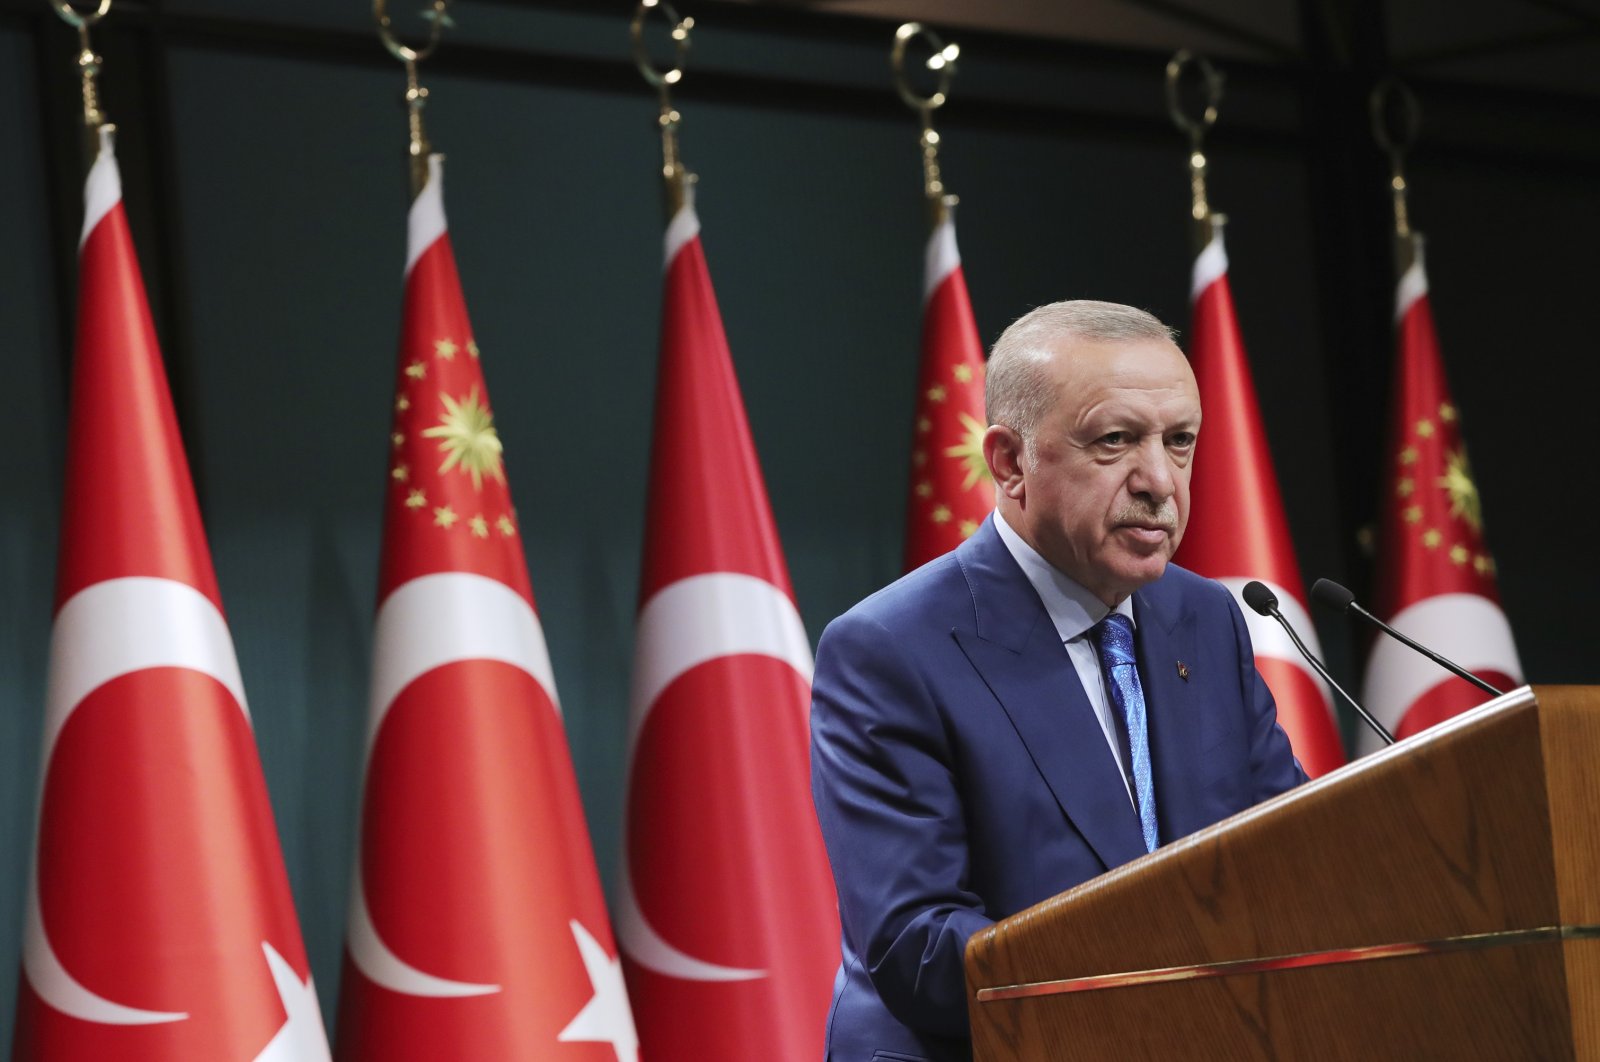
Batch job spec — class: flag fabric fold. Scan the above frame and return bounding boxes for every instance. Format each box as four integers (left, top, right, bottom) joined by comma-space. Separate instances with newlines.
904, 215, 994, 571
335, 154, 636, 1061
617, 197, 840, 1060
1175, 226, 1346, 777
1360, 238, 1521, 752
15, 126, 331, 1062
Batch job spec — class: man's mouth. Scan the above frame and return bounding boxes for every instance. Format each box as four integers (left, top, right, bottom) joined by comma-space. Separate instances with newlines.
1118, 524, 1171, 545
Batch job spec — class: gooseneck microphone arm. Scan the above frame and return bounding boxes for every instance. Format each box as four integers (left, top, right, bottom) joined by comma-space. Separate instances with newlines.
1241, 581, 1396, 747
1310, 579, 1505, 698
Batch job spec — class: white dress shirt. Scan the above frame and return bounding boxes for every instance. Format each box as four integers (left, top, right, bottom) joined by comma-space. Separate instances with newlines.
992, 510, 1138, 807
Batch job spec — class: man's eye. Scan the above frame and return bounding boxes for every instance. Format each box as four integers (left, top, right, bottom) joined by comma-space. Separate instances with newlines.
1100, 432, 1130, 446
1168, 432, 1197, 448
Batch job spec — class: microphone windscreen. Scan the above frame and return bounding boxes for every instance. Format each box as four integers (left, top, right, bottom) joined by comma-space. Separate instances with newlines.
1311, 578, 1357, 613
1240, 580, 1278, 616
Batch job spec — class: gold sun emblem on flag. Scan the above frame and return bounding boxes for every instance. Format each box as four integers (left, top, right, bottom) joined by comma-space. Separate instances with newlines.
943, 412, 991, 491
422, 386, 505, 489
1437, 447, 1482, 532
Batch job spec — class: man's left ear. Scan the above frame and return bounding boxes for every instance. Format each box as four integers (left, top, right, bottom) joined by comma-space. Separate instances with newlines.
983, 425, 1027, 500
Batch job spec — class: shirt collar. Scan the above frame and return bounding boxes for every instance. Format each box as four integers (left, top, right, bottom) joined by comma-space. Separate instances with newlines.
992, 509, 1135, 644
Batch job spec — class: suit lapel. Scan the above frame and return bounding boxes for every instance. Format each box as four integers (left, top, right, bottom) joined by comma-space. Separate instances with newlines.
953, 520, 1146, 872
1133, 580, 1203, 844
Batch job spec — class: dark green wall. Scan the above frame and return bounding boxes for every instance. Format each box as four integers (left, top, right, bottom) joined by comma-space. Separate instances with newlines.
3, 1, 1597, 1048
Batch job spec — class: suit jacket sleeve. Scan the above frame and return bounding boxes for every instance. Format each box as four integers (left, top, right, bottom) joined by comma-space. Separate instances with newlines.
810, 607, 991, 1038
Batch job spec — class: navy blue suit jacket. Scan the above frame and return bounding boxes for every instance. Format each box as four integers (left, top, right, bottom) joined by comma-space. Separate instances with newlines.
809, 516, 1306, 1061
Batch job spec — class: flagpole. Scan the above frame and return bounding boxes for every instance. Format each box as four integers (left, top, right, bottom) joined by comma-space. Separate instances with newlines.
891, 22, 960, 231
1371, 77, 1421, 273
631, 0, 695, 217
48, 0, 114, 165
1165, 49, 1224, 254
374, 0, 449, 199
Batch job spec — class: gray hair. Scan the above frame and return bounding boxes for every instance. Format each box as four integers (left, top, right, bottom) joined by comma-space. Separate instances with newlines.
985, 300, 1178, 448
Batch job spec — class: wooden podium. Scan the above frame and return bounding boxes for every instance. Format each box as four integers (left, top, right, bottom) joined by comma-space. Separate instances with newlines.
965, 685, 1600, 1060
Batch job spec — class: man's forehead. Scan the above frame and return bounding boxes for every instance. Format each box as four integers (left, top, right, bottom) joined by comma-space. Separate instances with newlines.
1046, 336, 1194, 391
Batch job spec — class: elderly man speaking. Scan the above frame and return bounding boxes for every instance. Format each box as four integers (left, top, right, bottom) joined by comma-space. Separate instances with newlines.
810, 300, 1306, 1061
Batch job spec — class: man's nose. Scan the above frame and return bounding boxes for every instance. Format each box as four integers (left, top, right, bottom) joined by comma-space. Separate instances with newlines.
1127, 439, 1176, 502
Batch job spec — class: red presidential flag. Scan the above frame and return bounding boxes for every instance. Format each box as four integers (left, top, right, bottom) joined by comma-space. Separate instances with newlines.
15, 127, 330, 1061
1360, 238, 1521, 752
904, 215, 994, 570
335, 155, 635, 1060
1175, 226, 1345, 776
617, 198, 840, 1059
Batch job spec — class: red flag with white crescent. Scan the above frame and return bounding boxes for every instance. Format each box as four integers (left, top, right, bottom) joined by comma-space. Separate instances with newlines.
618, 199, 840, 1059
335, 155, 636, 1061
14, 127, 331, 1062
1175, 226, 1346, 777
904, 216, 994, 570
1360, 239, 1520, 752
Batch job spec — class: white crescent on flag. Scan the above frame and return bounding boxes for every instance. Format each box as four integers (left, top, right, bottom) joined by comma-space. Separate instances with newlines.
348, 571, 562, 998
617, 571, 814, 982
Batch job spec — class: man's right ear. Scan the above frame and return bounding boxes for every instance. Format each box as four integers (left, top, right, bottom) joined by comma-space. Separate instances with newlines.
982, 425, 1027, 501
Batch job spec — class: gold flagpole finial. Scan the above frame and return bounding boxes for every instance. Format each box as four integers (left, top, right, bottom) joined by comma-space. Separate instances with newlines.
49, 0, 114, 160
375, 0, 450, 200
1371, 77, 1422, 272
891, 22, 960, 230
1165, 50, 1225, 251
631, 0, 695, 218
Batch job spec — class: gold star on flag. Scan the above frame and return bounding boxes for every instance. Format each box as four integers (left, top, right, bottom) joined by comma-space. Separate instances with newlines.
395, 395, 411, 413
1396, 477, 1413, 498
1449, 544, 1469, 565
1416, 419, 1435, 438
944, 412, 992, 491
405, 361, 426, 380
913, 450, 927, 467
1438, 448, 1483, 532
467, 339, 480, 359
1474, 554, 1493, 575
422, 386, 505, 490
1440, 402, 1456, 422
391, 432, 404, 449
433, 505, 458, 529
469, 514, 489, 538
1399, 446, 1418, 466
915, 482, 932, 499
952, 364, 973, 383
931, 505, 952, 524
496, 515, 516, 537
959, 519, 979, 538
1422, 528, 1442, 549
926, 385, 947, 403
435, 338, 458, 360
391, 463, 409, 482
917, 417, 932, 435
1403, 505, 1423, 524
405, 489, 427, 509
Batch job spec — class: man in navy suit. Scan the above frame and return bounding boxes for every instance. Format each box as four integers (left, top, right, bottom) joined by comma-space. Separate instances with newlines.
810, 300, 1306, 1061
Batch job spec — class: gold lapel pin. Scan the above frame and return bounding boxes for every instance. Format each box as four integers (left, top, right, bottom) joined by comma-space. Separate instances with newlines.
1176, 661, 1190, 681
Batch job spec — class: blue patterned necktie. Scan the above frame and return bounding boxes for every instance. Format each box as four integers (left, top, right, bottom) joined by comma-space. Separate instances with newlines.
1092, 613, 1159, 853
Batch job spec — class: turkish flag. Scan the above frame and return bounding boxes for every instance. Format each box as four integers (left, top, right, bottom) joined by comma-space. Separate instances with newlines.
903, 216, 995, 570
1174, 226, 1346, 777
1360, 238, 1520, 752
617, 200, 840, 1060
14, 128, 330, 1061
335, 156, 636, 1060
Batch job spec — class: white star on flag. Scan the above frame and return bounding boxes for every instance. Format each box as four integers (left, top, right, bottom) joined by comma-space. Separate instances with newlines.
558, 919, 639, 1062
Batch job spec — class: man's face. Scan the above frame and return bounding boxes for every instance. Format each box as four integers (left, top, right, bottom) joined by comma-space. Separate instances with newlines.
1003, 337, 1201, 606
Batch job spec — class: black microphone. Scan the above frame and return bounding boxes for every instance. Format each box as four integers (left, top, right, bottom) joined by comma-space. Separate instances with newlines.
1310, 579, 1505, 698
1241, 580, 1395, 747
